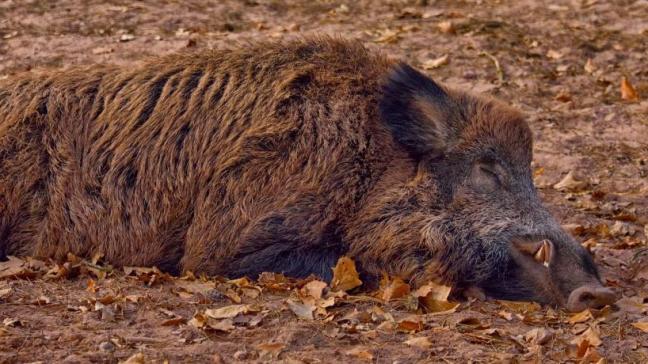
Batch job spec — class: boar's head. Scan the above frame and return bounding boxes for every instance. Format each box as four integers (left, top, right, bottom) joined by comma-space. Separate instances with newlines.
375, 64, 615, 311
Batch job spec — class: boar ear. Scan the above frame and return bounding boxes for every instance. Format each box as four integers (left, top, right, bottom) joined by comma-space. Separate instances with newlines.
380, 63, 458, 157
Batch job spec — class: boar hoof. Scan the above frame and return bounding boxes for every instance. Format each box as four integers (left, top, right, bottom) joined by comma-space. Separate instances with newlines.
454, 286, 487, 302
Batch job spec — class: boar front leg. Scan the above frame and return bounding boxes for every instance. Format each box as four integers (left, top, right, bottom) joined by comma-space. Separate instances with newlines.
345, 190, 450, 287
227, 209, 347, 281
182, 195, 347, 281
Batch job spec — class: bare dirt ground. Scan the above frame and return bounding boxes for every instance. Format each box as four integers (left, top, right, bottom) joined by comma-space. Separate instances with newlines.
1, 0, 647, 363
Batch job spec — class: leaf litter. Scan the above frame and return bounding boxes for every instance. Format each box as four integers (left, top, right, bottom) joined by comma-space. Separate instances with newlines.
1, 0, 648, 362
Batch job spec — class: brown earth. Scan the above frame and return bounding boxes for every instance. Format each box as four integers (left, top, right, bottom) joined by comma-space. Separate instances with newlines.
1, 0, 647, 363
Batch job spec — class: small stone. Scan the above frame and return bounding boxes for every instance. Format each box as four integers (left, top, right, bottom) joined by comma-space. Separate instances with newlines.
206, 289, 227, 302
119, 34, 135, 42
336, 4, 350, 14
99, 341, 115, 352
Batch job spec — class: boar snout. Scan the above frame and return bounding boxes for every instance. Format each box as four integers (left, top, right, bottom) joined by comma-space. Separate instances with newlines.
482, 231, 618, 311
567, 284, 617, 312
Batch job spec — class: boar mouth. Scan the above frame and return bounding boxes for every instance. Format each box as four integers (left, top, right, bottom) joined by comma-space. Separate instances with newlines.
474, 235, 617, 311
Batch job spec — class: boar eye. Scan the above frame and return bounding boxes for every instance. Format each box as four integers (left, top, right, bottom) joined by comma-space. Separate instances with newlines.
469, 160, 508, 193
479, 164, 501, 185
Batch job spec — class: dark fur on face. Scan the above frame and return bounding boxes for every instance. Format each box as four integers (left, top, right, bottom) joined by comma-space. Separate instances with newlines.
0, 38, 610, 309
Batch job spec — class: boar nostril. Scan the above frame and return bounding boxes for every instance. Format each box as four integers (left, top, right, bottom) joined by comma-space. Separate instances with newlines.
567, 285, 618, 312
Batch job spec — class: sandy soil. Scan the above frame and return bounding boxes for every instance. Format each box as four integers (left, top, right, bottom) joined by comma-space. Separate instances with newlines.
1, 0, 647, 363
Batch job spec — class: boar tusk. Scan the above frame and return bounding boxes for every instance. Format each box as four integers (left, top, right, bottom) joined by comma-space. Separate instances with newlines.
534, 239, 552, 268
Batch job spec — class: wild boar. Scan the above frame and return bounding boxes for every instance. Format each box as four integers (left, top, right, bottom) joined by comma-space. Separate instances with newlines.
0, 38, 615, 311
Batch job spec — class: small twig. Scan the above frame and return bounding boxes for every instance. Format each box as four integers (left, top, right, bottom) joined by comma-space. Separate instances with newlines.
343, 295, 385, 304
124, 336, 166, 344
480, 51, 505, 84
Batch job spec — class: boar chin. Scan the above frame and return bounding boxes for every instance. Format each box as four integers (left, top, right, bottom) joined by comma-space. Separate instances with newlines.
471, 237, 617, 311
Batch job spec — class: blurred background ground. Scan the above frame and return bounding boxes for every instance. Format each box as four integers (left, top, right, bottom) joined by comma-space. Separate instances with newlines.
0, 0, 647, 363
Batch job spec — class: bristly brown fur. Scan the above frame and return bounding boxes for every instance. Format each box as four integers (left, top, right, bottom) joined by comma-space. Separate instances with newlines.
0, 37, 599, 308
0, 38, 397, 276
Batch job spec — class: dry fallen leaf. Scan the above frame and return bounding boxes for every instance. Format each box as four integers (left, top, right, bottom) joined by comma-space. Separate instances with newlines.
621, 76, 639, 101
0, 287, 12, 300
569, 309, 594, 324
302, 280, 327, 299
414, 281, 451, 300
632, 322, 648, 332
555, 90, 572, 102
204, 304, 259, 319
0, 256, 36, 280
331, 257, 362, 292
615, 296, 647, 314
571, 326, 603, 348
398, 316, 424, 332
123, 266, 170, 286
498, 310, 513, 321
174, 279, 215, 295
546, 49, 563, 59
414, 281, 459, 314
208, 318, 236, 332
190, 312, 235, 332
346, 347, 374, 361
381, 277, 410, 301
240, 286, 261, 299
524, 328, 554, 345
404, 336, 432, 349
554, 171, 588, 192
374, 29, 401, 43
228, 276, 254, 287
610, 221, 636, 236
580, 347, 604, 363
188, 313, 207, 329
87, 279, 97, 293
437, 21, 454, 34
257, 343, 285, 359
584, 58, 597, 74
286, 298, 315, 320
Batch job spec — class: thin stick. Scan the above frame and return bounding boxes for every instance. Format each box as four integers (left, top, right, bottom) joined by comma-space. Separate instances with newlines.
480, 51, 505, 84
